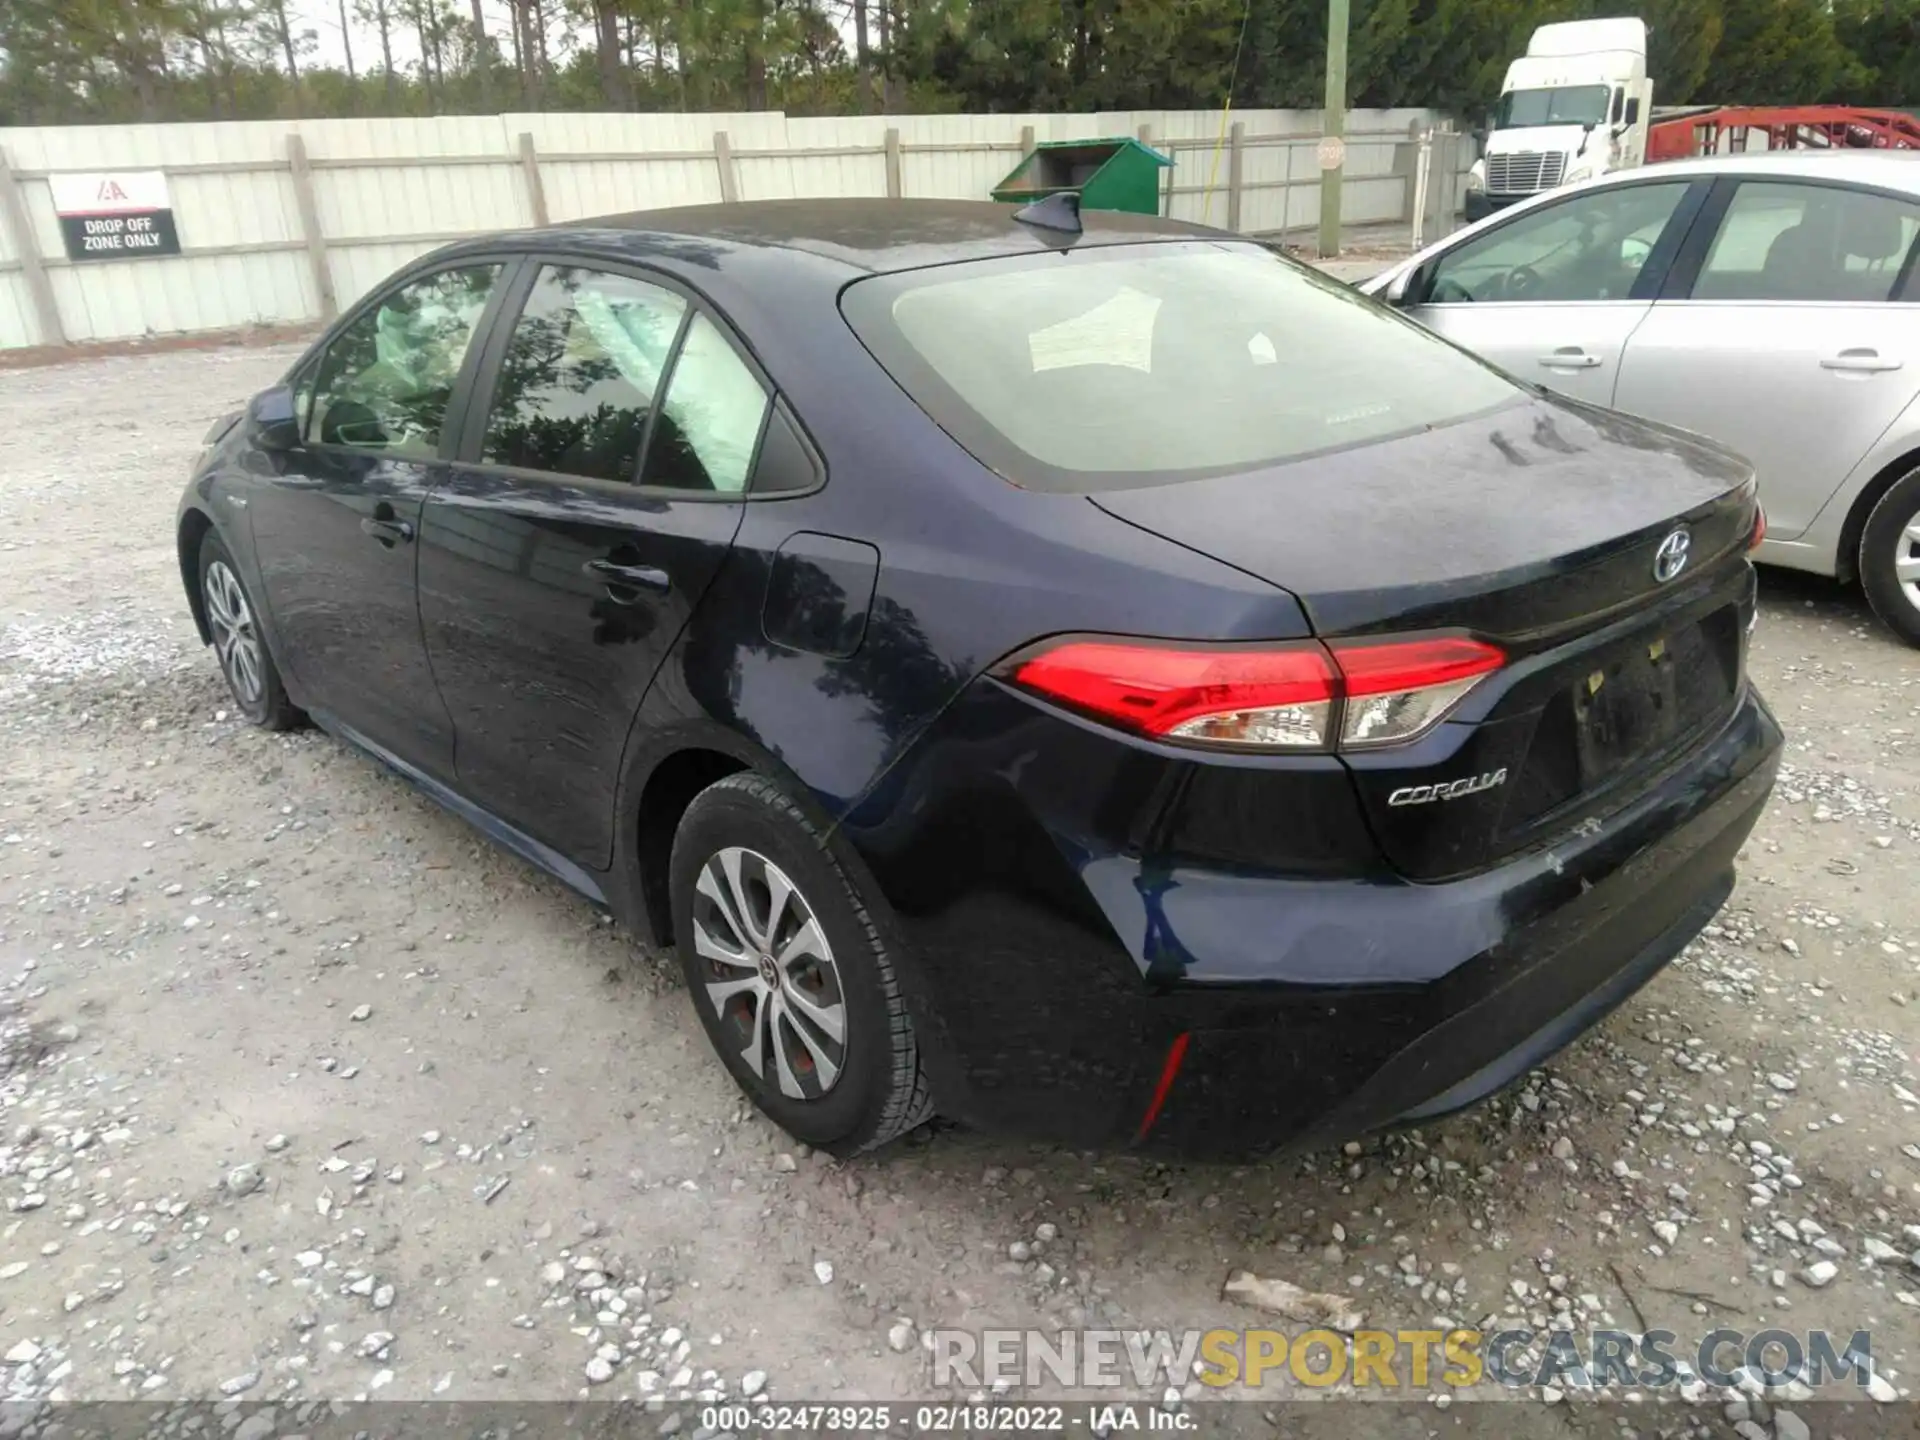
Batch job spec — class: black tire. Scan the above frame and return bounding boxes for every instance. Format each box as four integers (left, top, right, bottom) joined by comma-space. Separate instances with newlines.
197, 532, 303, 730
668, 772, 933, 1156
1860, 467, 1920, 647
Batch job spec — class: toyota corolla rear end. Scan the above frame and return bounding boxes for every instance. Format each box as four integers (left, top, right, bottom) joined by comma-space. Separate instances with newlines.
835, 234, 1782, 1155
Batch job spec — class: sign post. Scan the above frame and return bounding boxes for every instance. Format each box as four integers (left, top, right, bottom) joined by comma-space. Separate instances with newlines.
1317, 0, 1350, 258
50, 172, 181, 262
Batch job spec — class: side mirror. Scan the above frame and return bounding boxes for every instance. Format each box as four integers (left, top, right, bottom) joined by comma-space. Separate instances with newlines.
1383, 267, 1415, 305
249, 386, 301, 452
1623, 97, 1641, 126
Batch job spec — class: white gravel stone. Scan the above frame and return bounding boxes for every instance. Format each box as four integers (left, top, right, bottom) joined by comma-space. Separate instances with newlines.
742, 1370, 767, 1397
1801, 1261, 1838, 1288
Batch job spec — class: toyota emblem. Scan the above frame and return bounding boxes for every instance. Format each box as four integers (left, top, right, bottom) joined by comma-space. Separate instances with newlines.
1653, 528, 1691, 583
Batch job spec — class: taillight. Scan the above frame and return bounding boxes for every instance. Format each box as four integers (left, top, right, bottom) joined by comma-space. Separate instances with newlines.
1331, 636, 1506, 749
1007, 641, 1336, 749
1003, 634, 1504, 752
1749, 505, 1767, 551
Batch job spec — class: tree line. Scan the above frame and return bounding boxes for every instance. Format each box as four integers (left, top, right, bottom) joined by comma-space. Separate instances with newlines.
1, 0, 1914, 129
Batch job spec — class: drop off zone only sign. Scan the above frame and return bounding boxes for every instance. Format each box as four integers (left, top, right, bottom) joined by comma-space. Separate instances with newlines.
50, 172, 181, 261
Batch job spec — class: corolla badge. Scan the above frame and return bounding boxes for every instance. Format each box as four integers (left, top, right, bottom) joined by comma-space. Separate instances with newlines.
1653, 527, 1692, 584
1387, 769, 1508, 807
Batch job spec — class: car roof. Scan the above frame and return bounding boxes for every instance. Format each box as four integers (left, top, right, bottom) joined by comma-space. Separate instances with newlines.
443, 197, 1222, 284
1593, 149, 1920, 194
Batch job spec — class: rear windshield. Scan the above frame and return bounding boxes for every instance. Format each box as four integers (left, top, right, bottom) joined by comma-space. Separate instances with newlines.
839, 241, 1523, 492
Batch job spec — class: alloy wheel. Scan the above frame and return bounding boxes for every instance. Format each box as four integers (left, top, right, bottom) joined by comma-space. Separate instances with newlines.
1898, 509, 1920, 616
691, 846, 848, 1102
203, 559, 264, 710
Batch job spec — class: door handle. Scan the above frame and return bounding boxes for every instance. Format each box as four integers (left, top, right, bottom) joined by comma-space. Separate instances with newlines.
1821, 349, 1902, 374
361, 516, 414, 546
584, 558, 671, 598
1538, 348, 1603, 370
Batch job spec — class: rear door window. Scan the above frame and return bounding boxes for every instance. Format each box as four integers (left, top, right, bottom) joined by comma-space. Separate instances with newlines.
480, 265, 689, 483
1688, 181, 1920, 303
639, 314, 772, 495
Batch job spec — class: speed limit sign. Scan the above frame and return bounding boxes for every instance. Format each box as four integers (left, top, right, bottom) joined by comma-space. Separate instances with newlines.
1317, 135, 1346, 170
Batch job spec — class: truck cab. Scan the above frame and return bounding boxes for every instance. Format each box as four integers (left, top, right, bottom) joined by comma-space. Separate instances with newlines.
1466, 17, 1654, 221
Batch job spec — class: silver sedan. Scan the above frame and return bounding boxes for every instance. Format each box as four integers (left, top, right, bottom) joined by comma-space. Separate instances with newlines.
1364, 151, 1920, 645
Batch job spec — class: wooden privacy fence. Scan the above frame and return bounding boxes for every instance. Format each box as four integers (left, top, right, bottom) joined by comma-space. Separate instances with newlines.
0, 109, 1470, 351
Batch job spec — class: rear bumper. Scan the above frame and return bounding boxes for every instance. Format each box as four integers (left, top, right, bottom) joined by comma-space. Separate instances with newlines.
874, 687, 1781, 1155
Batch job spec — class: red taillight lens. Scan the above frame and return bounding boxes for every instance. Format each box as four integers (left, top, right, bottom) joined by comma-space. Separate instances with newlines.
1328, 636, 1506, 749
1749, 505, 1767, 551
1008, 641, 1337, 749
1004, 634, 1504, 752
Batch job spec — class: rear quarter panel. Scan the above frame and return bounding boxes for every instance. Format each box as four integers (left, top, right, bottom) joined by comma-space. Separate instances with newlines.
1783, 380, 1920, 580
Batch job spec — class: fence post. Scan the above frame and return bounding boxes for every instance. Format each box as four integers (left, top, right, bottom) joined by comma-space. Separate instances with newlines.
1283, 139, 1296, 234
285, 133, 338, 323
1437, 121, 1461, 237
1409, 126, 1433, 250
0, 146, 65, 349
518, 132, 549, 226
713, 131, 739, 203
883, 127, 902, 199
1226, 121, 1245, 233
1019, 124, 1036, 157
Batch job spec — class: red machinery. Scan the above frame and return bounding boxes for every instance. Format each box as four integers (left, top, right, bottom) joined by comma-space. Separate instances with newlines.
1647, 105, 1920, 163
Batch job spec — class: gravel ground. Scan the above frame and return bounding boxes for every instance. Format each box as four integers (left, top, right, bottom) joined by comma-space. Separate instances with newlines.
3, 343, 1920, 1438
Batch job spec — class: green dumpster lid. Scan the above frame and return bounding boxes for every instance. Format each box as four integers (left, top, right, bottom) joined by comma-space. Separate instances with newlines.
1032, 136, 1174, 167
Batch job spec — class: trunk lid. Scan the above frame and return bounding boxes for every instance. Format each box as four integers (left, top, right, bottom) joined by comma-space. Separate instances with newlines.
1091, 395, 1759, 879
1090, 395, 1754, 640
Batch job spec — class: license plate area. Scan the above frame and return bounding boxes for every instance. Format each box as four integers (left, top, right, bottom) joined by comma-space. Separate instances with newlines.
1571, 620, 1727, 787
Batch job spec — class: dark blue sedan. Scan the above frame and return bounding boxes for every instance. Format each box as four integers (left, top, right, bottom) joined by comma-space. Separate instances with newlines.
178, 198, 1781, 1156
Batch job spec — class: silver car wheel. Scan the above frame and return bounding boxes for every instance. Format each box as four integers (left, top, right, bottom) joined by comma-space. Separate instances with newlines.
203, 559, 264, 709
691, 846, 848, 1101
1898, 511, 1920, 615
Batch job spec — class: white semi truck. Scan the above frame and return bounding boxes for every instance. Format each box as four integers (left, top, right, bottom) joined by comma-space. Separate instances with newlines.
1464, 17, 1655, 221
